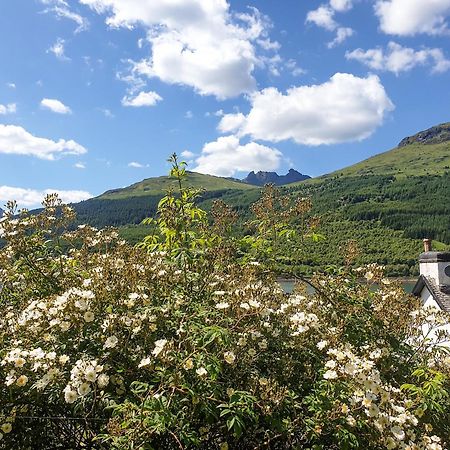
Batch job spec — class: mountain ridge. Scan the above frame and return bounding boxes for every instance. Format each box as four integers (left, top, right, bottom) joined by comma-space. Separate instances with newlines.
243, 169, 310, 186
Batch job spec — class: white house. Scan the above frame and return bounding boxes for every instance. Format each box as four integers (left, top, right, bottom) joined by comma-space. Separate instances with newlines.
412, 239, 450, 345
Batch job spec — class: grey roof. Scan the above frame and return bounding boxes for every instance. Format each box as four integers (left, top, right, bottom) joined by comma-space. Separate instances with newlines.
412, 275, 450, 312
419, 251, 450, 263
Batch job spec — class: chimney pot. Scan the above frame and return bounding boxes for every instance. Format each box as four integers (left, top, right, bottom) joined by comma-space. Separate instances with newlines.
423, 238, 432, 252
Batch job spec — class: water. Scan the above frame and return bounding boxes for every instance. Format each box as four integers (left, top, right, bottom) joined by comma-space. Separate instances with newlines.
278, 278, 417, 295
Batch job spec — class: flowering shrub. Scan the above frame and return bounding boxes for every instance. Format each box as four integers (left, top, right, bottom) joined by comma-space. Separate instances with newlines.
0, 159, 449, 449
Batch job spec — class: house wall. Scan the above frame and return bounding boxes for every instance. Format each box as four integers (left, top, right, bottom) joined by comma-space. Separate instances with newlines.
421, 288, 450, 347
419, 261, 450, 286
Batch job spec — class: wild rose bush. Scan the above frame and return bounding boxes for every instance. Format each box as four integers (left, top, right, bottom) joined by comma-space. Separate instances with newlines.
0, 161, 449, 449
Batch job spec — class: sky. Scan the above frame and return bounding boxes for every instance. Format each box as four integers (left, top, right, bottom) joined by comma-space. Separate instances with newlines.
1, 0, 450, 208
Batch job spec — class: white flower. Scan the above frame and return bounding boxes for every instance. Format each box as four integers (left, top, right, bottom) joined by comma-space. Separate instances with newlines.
138, 357, 151, 368
83, 311, 94, 323
85, 368, 97, 383
323, 370, 338, 380
97, 374, 109, 388
346, 415, 356, 427
196, 367, 207, 377
316, 340, 328, 350
103, 336, 118, 349
152, 339, 167, 357
391, 425, 405, 441
64, 390, 78, 404
60, 321, 71, 331
224, 351, 236, 364
75, 299, 87, 310
215, 302, 230, 310
240, 302, 250, 310
213, 291, 226, 296
16, 375, 28, 387
59, 355, 70, 365
14, 357, 25, 368
1, 423, 12, 434
78, 382, 91, 396
325, 360, 336, 369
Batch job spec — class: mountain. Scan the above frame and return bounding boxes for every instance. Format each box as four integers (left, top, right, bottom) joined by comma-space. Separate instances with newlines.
243, 169, 310, 186
67, 122, 450, 276
318, 122, 450, 179
99, 171, 254, 200
0, 207, 4, 217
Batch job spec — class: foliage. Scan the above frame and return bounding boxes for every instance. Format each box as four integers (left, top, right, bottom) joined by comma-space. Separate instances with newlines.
0, 161, 449, 449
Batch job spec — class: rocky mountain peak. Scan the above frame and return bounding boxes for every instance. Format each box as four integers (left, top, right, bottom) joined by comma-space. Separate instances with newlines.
242, 169, 310, 186
398, 122, 450, 147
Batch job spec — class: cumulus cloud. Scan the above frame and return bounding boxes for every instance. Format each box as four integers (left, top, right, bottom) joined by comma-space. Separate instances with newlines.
40, 98, 72, 114
181, 150, 195, 159
306, 6, 337, 31
327, 27, 354, 48
375, 0, 450, 36
306, 3, 354, 47
80, 0, 276, 98
48, 38, 70, 61
218, 73, 394, 146
193, 135, 282, 177
0, 124, 87, 160
121, 91, 162, 107
0, 186, 92, 209
74, 162, 86, 169
217, 113, 246, 134
346, 42, 450, 74
330, 0, 354, 12
0, 103, 16, 115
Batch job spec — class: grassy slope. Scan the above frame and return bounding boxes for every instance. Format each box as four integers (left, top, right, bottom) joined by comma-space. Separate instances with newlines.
99, 171, 255, 200
72, 132, 450, 276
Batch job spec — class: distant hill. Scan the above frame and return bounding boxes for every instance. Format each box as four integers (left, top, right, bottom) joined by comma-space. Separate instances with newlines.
317, 122, 450, 179
243, 169, 310, 186
0, 207, 4, 217
99, 171, 254, 200
66, 122, 450, 276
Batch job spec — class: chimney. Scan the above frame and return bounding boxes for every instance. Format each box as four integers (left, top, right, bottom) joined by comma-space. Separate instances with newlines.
419, 242, 450, 289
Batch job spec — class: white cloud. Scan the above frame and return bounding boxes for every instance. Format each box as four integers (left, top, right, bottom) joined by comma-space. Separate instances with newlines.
48, 38, 70, 60
218, 73, 394, 146
7, 83, 16, 89
81, 0, 275, 98
40, 0, 89, 33
193, 135, 282, 177
184, 110, 193, 119
0, 124, 87, 160
74, 162, 86, 169
375, 0, 450, 36
121, 91, 162, 107
0, 186, 92, 209
0, 103, 17, 115
306, 6, 337, 31
181, 150, 195, 159
128, 161, 148, 168
330, 0, 354, 12
328, 27, 354, 48
217, 112, 246, 134
346, 42, 450, 74
40, 98, 72, 114
306, 3, 354, 47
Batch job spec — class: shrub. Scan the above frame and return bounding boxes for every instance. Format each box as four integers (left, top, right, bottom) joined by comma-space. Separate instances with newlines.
0, 158, 449, 449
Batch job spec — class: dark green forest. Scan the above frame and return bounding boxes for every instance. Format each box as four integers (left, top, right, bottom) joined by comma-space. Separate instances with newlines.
69, 172, 450, 277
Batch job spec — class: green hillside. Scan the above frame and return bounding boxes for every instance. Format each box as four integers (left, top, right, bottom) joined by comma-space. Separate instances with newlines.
323, 122, 450, 179
99, 171, 255, 200
71, 123, 450, 276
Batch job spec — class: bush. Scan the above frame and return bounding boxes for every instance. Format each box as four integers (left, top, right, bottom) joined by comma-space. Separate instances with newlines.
0, 158, 449, 449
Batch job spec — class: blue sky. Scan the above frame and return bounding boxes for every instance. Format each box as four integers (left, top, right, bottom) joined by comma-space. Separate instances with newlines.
1, 0, 450, 208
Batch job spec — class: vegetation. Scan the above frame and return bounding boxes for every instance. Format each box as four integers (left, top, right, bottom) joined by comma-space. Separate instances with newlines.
0, 157, 449, 449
